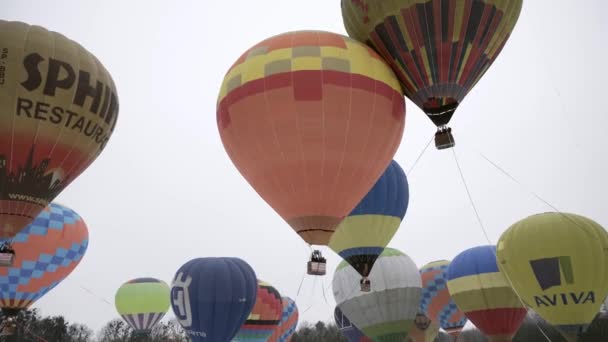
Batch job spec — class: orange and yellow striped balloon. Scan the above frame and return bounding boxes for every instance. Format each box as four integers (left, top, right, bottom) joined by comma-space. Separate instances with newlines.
217, 30, 405, 246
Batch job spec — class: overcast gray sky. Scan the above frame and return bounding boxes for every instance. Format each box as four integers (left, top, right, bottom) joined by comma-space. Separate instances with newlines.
2, 0, 607, 334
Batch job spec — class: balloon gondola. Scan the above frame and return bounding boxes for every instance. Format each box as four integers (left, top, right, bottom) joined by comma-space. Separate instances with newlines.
307, 250, 327, 276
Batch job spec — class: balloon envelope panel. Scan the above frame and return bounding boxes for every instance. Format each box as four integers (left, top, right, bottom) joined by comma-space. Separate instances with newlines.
333, 248, 421, 342
497, 212, 608, 332
170, 257, 257, 342
341, 0, 522, 126
0, 20, 119, 238
0, 203, 88, 311
115, 277, 171, 333
447, 245, 527, 338
329, 160, 409, 277
420, 260, 467, 334
217, 30, 405, 246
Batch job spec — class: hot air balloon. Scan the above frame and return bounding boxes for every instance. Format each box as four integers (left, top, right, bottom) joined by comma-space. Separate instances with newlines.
496, 212, 608, 342
447, 245, 527, 342
0, 21, 119, 256
341, 0, 523, 149
334, 306, 372, 342
170, 258, 257, 342
329, 160, 409, 290
268, 296, 299, 342
115, 277, 170, 335
216, 30, 406, 274
233, 280, 283, 342
420, 260, 467, 337
0, 202, 88, 335
333, 247, 421, 341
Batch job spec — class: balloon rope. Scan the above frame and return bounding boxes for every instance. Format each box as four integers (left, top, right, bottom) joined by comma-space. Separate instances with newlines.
321, 277, 329, 306
477, 153, 561, 212
478, 152, 591, 232
78, 284, 113, 307
295, 272, 306, 300
451, 147, 554, 342
407, 134, 434, 176
450, 147, 491, 243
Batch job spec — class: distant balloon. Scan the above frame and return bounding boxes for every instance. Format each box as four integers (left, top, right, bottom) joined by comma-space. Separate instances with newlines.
341, 0, 523, 148
217, 30, 405, 246
447, 246, 527, 342
329, 160, 409, 279
0, 203, 88, 316
170, 258, 257, 342
234, 280, 283, 342
115, 277, 170, 335
497, 212, 608, 336
0, 21, 119, 237
334, 307, 372, 342
268, 296, 299, 342
333, 248, 421, 341
420, 260, 467, 337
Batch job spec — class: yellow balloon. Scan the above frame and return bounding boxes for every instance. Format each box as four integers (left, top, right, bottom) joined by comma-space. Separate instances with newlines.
0, 21, 119, 238
496, 212, 608, 332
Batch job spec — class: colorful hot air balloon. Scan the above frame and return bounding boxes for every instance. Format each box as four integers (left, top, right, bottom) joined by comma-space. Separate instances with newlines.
496, 212, 608, 340
0, 203, 88, 316
0, 21, 119, 238
216, 30, 405, 249
334, 306, 372, 342
170, 258, 258, 342
420, 260, 467, 337
268, 296, 299, 342
447, 245, 527, 342
333, 247, 421, 341
115, 277, 171, 335
341, 0, 522, 149
329, 160, 409, 286
233, 280, 283, 342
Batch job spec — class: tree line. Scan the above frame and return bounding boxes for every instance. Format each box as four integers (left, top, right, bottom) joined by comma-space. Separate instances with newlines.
0, 309, 607, 341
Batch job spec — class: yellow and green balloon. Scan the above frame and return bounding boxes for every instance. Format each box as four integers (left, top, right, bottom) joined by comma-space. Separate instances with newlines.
497, 212, 608, 338
115, 277, 171, 335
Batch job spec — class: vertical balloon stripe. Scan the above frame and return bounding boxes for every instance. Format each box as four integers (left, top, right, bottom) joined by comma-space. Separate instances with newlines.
341, 0, 522, 126
217, 30, 405, 246
0, 203, 88, 311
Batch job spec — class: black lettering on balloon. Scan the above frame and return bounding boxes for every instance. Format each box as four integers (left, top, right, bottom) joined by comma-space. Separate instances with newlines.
65, 110, 79, 127
16, 97, 33, 117
71, 116, 85, 132
50, 106, 64, 124
74, 71, 103, 114
34, 101, 49, 120
44, 58, 76, 96
20, 53, 44, 91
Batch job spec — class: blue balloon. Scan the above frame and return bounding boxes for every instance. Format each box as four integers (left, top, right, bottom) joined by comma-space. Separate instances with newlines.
334, 307, 370, 342
170, 257, 258, 342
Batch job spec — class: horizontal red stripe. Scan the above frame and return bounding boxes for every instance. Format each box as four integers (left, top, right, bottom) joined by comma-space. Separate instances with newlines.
465, 308, 528, 335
